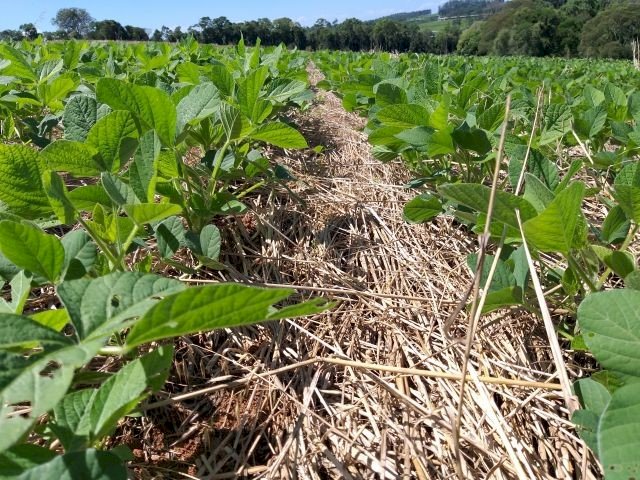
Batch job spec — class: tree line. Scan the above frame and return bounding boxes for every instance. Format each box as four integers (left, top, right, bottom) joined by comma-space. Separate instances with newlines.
1, 1, 640, 59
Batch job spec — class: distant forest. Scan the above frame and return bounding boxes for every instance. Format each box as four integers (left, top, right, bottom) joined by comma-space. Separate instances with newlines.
2, 0, 640, 59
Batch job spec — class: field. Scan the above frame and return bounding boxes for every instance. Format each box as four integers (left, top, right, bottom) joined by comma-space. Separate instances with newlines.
1, 37, 640, 479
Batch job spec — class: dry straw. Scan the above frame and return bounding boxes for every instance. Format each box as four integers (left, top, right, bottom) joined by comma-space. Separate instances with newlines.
112, 64, 599, 479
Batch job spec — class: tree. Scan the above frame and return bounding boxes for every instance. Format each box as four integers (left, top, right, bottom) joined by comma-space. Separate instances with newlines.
89, 20, 128, 40
19, 23, 38, 40
52, 8, 94, 38
125, 26, 149, 41
579, 3, 640, 58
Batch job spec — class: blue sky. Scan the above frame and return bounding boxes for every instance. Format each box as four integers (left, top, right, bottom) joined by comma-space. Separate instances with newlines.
1, 0, 445, 31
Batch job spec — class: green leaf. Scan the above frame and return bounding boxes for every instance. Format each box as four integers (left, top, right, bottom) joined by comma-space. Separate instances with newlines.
376, 104, 429, 129
0, 45, 35, 81
67, 185, 112, 212
61, 230, 97, 281
573, 378, 611, 452
403, 193, 442, 224
595, 383, 640, 479
123, 203, 182, 226
198, 224, 221, 259
0, 145, 50, 219
0, 221, 65, 283
89, 346, 173, 439
613, 185, 640, 224
452, 124, 491, 155
63, 95, 97, 142
129, 131, 160, 203
96, 78, 176, 147
42, 171, 76, 225
0, 445, 56, 478
155, 217, 186, 259
523, 173, 555, 213
601, 207, 630, 245
40, 141, 100, 177
101, 173, 139, 207
540, 104, 571, 146
438, 183, 538, 231
249, 122, 307, 149
375, 83, 407, 106
30, 309, 69, 332
126, 285, 297, 348
523, 182, 586, 254
86, 111, 138, 173
481, 287, 523, 314
17, 449, 126, 480
0, 313, 72, 349
238, 66, 270, 123
579, 289, 640, 378
574, 106, 607, 140
0, 339, 104, 452
57, 272, 185, 340
176, 82, 221, 133
0, 271, 31, 315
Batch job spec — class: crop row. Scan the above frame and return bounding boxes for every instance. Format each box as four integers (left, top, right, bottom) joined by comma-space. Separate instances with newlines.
314, 50, 640, 479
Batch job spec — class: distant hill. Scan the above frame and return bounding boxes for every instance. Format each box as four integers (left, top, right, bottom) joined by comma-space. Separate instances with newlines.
374, 10, 436, 23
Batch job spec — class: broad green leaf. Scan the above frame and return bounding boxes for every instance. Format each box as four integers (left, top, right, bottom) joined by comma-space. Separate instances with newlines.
0, 339, 103, 452
125, 284, 296, 348
89, 346, 173, 439
574, 106, 607, 140
613, 185, 640, 224
249, 122, 307, 149
377, 104, 429, 129
51, 389, 95, 451
42, 171, 76, 225
595, 383, 640, 479
540, 104, 571, 146
39, 74, 78, 111
17, 449, 126, 480
63, 95, 97, 142
375, 83, 407, 106
123, 203, 182, 226
523, 182, 586, 254
238, 66, 270, 122
129, 131, 160, 203
403, 193, 442, 224
452, 124, 491, 155
101, 173, 139, 206
155, 216, 186, 259
583, 85, 605, 108
67, 185, 112, 212
0, 145, 50, 219
96, 78, 176, 146
176, 82, 221, 133
0, 221, 65, 283
438, 183, 538, 231
0, 313, 71, 349
266, 78, 308, 103
579, 289, 640, 378
603, 205, 632, 244
30, 309, 69, 332
57, 272, 185, 340
40, 141, 100, 177
0, 271, 31, 315
467, 254, 516, 294
0, 45, 35, 81
481, 287, 523, 314
199, 224, 221, 259
573, 378, 611, 452
61, 230, 97, 281
0, 445, 56, 478
86, 111, 138, 173
523, 173, 555, 213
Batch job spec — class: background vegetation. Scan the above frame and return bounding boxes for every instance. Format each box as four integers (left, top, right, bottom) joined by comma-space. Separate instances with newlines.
2, 1, 640, 59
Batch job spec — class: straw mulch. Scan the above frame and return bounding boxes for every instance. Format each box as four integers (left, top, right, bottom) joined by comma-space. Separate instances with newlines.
117, 65, 601, 479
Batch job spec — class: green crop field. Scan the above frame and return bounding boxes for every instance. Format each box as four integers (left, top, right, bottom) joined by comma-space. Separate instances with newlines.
1, 37, 640, 479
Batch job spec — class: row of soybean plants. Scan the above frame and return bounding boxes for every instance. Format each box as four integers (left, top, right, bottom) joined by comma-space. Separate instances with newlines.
0, 37, 329, 477
315, 50, 640, 479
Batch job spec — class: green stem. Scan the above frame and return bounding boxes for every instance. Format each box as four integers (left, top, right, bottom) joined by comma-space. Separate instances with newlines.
595, 224, 640, 290
237, 180, 266, 199
209, 141, 231, 196
568, 254, 597, 294
77, 216, 121, 270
